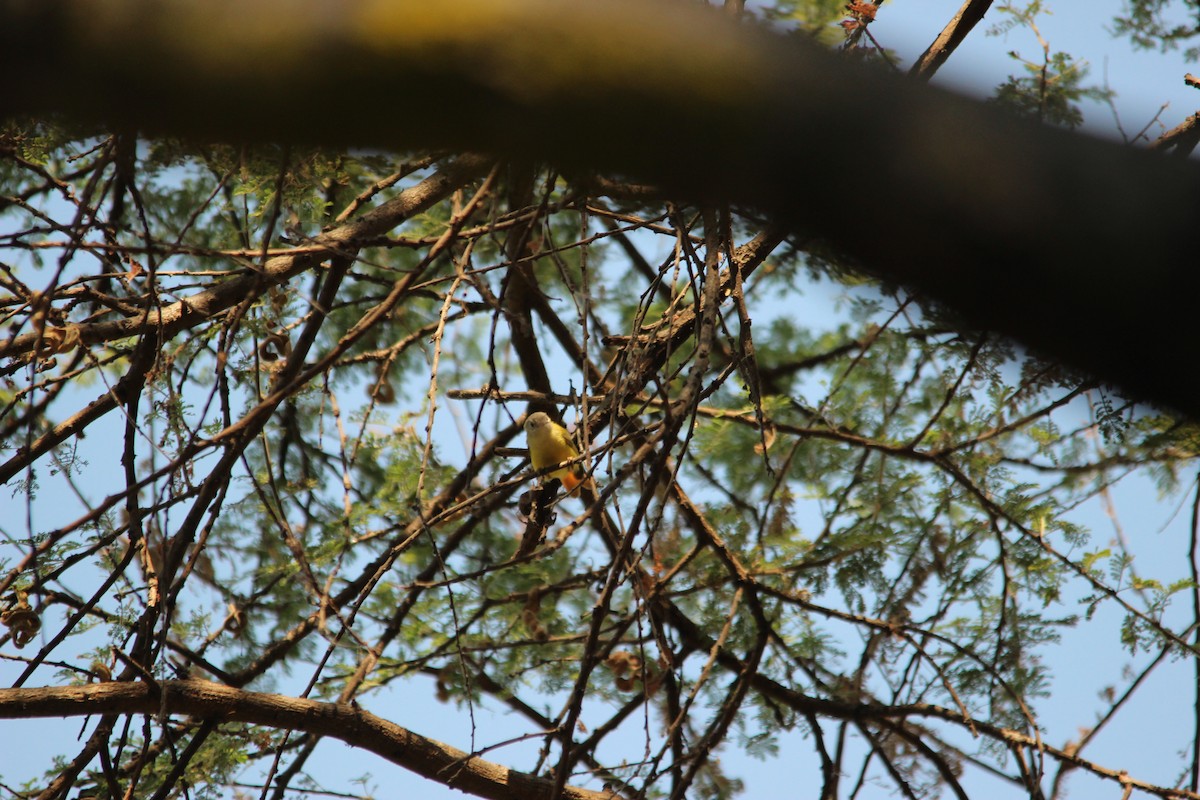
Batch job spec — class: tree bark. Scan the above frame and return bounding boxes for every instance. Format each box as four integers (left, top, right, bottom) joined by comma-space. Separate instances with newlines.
0, 680, 620, 800
3, 0, 1199, 416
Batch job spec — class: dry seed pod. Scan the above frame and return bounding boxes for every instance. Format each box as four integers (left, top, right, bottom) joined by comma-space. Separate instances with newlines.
2, 593, 41, 649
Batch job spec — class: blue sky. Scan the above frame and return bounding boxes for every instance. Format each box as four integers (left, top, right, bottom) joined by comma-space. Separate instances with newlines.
878, 0, 1197, 139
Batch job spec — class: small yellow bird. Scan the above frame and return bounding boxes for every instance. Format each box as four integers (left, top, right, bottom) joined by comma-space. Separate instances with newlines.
523, 411, 591, 496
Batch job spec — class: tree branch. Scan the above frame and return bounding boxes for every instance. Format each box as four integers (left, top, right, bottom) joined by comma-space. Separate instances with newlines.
909, 0, 995, 81
0, 680, 622, 800
0, 154, 490, 362
5, 1, 1200, 415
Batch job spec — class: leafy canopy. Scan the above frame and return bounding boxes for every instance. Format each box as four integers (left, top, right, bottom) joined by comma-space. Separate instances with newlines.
2, 3, 1199, 800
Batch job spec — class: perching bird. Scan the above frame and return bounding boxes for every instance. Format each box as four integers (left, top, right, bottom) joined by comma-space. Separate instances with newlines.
523, 411, 592, 496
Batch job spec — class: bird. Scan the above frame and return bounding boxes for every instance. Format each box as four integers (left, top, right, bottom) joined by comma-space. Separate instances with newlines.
523, 411, 592, 496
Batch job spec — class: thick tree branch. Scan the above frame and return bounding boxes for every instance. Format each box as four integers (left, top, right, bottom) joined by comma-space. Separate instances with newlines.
0, 680, 621, 800
4, 1, 1200, 415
